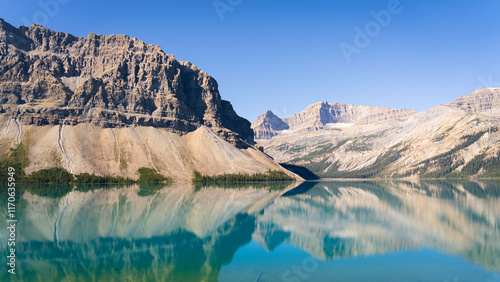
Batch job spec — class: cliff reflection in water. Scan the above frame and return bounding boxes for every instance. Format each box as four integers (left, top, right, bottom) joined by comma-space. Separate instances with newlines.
0, 180, 499, 281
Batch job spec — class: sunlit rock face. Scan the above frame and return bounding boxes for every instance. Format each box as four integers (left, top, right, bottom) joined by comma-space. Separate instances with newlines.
0, 18, 253, 147
0, 19, 302, 181
449, 88, 500, 114
251, 102, 414, 139
253, 88, 500, 178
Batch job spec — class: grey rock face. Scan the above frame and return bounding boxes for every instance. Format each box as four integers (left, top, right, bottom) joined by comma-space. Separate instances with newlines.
0, 19, 253, 147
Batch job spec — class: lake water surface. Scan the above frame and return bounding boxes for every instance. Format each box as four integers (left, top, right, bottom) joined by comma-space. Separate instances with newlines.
1, 180, 500, 281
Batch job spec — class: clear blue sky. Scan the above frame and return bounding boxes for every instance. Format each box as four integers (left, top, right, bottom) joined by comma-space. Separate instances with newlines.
2, 0, 500, 121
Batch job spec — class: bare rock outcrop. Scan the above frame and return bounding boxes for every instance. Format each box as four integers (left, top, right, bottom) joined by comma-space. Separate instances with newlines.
251, 110, 289, 139
0, 18, 253, 148
448, 87, 500, 114
284, 102, 415, 128
254, 89, 500, 178
252, 101, 415, 139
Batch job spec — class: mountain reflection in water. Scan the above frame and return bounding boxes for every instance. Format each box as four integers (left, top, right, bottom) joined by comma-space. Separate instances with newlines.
1, 180, 499, 281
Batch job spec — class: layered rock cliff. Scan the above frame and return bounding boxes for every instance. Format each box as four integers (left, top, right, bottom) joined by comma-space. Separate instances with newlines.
252, 110, 289, 139
254, 88, 500, 178
252, 102, 415, 139
0, 19, 300, 180
448, 87, 500, 114
0, 18, 252, 147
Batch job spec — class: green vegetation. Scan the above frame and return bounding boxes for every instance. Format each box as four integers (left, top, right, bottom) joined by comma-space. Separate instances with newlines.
74, 173, 135, 184
460, 153, 486, 176
433, 125, 455, 142
137, 183, 166, 197
417, 128, 500, 178
0, 141, 172, 198
274, 143, 290, 152
192, 170, 294, 183
0, 167, 160, 184
19, 184, 75, 198
0, 143, 168, 184
476, 155, 500, 177
302, 145, 404, 179
26, 167, 73, 183
303, 158, 336, 177
194, 181, 291, 191
432, 128, 496, 162
0, 142, 30, 183
73, 183, 130, 192
326, 149, 402, 178
447, 153, 500, 178
345, 139, 371, 152
286, 144, 307, 153
137, 167, 169, 183
331, 139, 349, 151
293, 144, 333, 162
292, 139, 349, 163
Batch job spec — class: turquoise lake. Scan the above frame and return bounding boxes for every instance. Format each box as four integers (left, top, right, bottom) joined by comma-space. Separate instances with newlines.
1, 180, 500, 281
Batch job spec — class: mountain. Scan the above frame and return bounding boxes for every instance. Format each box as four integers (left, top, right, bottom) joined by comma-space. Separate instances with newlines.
252, 102, 415, 139
253, 88, 500, 178
0, 19, 296, 180
252, 110, 290, 139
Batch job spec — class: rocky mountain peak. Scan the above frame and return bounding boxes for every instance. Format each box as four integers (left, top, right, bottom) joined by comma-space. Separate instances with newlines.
286, 101, 414, 130
0, 19, 253, 147
263, 110, 276, 117
252, 101, 415, 139
251, 110, 289, 139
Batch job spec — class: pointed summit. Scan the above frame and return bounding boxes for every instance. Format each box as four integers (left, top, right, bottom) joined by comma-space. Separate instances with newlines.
251, 110, 289, 139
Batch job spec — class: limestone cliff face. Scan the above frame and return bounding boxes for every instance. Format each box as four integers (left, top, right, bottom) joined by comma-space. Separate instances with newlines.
448, 88, 500, 114
284, 102, 415, 129
0, 19, 302, 180
0, 18, 253, 147
251, 110, 289, 139
254, 88, 500, 178
252, 101, 415, 139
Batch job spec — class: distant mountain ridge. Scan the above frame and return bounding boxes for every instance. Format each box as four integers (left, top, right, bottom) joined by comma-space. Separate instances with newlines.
252, 102, 415, 139
254, 88, 500, 178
